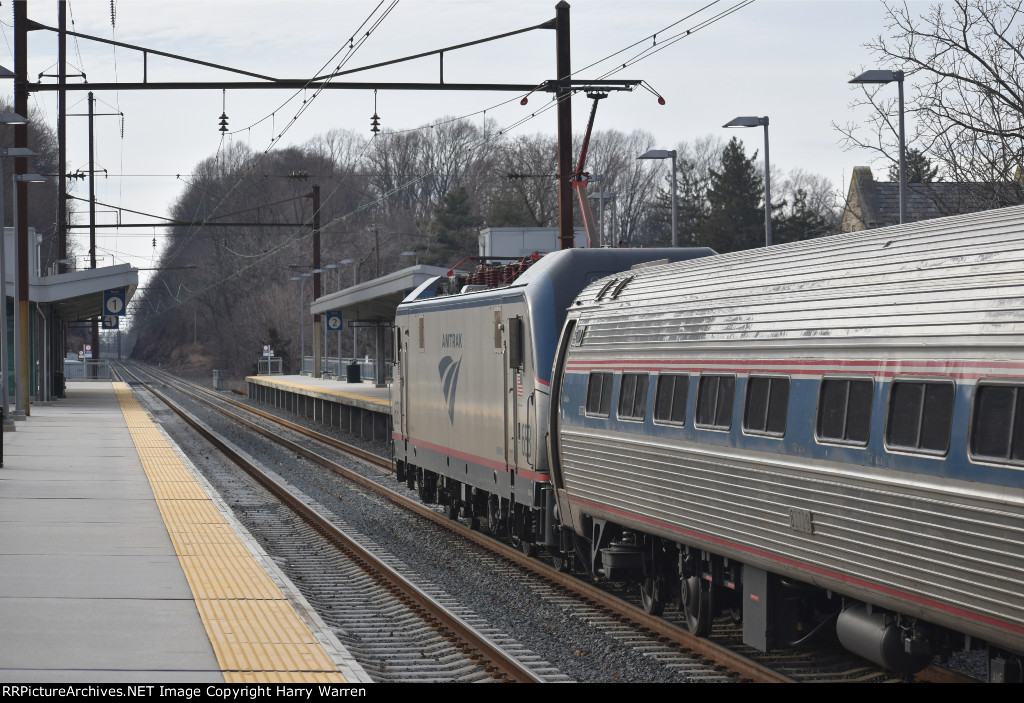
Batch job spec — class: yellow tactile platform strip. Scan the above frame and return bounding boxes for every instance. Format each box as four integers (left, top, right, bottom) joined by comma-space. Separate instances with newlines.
112, 382, 347, 684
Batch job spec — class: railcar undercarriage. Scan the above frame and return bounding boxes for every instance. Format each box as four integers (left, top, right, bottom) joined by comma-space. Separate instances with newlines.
397, 457, 1020, 681
545, 515, 1020, 680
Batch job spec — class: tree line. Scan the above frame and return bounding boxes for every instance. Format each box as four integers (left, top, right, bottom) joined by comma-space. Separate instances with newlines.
125, 122, 841, 377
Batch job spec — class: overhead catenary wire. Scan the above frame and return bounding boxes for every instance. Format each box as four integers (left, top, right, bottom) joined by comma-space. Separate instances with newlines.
162, 1, 400, 268
136, 0, 756, 321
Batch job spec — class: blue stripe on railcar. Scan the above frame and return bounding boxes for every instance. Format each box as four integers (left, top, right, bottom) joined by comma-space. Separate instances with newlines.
560, 370, 1024, 490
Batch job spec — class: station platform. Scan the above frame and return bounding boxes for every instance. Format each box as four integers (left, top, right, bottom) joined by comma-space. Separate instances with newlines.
245, 375, 391, 442
0, 381, 371, 684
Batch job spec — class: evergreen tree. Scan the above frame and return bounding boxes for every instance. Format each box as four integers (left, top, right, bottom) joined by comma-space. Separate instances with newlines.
772, 188, 833, 244
698, 138, 764, 253
888, 147, 939, 183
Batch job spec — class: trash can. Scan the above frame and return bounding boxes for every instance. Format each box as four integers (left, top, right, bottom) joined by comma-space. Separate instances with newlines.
346, 362, 361, 384
53, 371, 66, 398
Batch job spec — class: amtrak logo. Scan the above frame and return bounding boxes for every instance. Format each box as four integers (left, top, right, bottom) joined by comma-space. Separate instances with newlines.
438, 355, 462, 423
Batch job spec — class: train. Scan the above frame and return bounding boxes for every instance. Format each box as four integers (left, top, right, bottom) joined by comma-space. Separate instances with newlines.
390, 206, 1024, 681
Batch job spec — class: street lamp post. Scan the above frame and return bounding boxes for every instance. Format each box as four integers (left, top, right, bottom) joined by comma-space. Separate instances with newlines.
289, 276, 302, 373
300, 272, 312, 374
289, 274, 312, 375
850, 69, 906, 224
591, 175, 605, 246
341, 259, 357, 363
637, 150, 678, 246
12, 171, 47, 419
324, 263, 339, 374
724, 116, 771, 247
589, 192, 618, 246
311, 267, 323, 378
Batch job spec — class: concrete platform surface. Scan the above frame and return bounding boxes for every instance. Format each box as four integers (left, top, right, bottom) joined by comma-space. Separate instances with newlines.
0, 381, 370, 684
0, 382, 223, 682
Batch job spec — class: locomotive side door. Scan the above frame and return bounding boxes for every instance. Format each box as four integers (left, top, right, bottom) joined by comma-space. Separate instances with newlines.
396, 323, 408, 444
501, 300, 528, 485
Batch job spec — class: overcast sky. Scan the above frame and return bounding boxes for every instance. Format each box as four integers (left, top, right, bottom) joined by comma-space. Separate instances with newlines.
2, 0, 913, 276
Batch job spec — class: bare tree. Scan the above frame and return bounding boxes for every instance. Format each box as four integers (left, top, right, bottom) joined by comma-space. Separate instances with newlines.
836, 0, 1024, 206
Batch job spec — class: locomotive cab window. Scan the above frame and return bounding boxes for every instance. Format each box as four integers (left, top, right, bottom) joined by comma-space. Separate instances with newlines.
654, 374, 689, 425
885, 380, 955, 455
817, 378, 873, 446
744, 376, 790, 437
618, 373, 649, 421
970, 382, 1024, 465
585, 372, 614, 418
696, 374, 735, 430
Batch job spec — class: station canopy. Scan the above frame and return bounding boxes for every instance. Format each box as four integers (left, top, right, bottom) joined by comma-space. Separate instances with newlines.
30, 263, 138, 321
310, 264, 451, 325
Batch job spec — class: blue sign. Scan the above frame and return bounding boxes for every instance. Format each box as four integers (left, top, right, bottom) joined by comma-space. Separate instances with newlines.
326, 311, 343, 331
102, 315, 119, 330
103, 288, 126, 316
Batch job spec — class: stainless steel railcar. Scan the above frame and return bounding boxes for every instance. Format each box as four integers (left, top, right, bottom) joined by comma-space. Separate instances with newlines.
548, 207, 1024, 679
391, 248, 712, 549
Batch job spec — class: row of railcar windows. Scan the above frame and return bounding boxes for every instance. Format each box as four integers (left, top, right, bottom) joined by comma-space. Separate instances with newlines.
583, 371, 1023, 466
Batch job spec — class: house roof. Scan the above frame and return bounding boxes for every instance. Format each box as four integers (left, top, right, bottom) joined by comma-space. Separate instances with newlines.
842, 166, 1024, 231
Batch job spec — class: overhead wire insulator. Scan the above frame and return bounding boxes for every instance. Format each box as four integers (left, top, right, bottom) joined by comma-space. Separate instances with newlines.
218, 89, 229, 133
370, 89, 381, 135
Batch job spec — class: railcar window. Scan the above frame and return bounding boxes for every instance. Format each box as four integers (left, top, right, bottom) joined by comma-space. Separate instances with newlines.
696, 375, 735, 430
971, 384, 1024, 464
886, 381, 955, 454
586, 372, 614, 417
654, 374, 689, 425
744, 376, 790, 436
817, 379, 873, 445
618, 372, 649, 421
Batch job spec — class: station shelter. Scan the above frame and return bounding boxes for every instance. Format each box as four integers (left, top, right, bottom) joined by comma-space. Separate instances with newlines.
2, 226, 138, 410
310, 264, 450, 387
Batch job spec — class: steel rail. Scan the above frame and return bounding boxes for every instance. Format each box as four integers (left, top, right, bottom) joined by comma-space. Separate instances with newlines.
128, 363, 791, 683
118, 363, 983, 684
118, 364, 545, 683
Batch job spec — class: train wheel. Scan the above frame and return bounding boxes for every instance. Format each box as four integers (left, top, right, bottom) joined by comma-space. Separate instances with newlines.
446, 501, 459, 520
551, 553, 569, 572
681, 575, 713, 636
640, 576, 665, 617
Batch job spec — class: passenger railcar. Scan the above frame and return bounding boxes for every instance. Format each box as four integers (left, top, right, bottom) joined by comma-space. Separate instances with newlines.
548, 206, 1024, 678
391, 248, 712, 549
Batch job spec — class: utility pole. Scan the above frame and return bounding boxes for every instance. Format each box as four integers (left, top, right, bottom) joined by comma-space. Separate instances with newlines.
555, 1, 573, 251
57, 1, 67, 273
311, 185, 321, 379
14, 1, 30, 416
89, 92, 99, 373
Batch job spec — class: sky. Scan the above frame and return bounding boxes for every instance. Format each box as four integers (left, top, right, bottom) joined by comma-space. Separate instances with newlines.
1, 0, 913, 284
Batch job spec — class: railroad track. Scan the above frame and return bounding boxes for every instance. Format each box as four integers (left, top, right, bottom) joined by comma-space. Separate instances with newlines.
118, 363, 977, 683
115, 363, 554, 683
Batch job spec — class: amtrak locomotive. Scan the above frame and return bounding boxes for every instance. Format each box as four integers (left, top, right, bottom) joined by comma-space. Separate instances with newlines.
391, 207, 1024, 681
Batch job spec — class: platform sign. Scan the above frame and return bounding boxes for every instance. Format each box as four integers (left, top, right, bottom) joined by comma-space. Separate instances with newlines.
262, 344, 272, 357
102, 315, 119, 330
326, 311, 343, 331
103, 288, 127, 316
